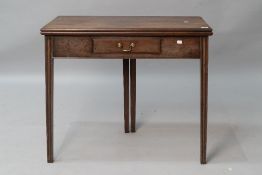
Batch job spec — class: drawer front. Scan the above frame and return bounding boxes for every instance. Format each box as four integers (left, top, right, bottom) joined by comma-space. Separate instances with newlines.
161, 37, 200, 58
93, 37, 161, 54
53, 36, 92, 57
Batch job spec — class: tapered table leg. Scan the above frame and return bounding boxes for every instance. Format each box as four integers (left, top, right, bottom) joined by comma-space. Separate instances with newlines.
200, 37, 208, 164
123, 59, 130, 133
45, 36, 54, 163
130, 59, 136, 132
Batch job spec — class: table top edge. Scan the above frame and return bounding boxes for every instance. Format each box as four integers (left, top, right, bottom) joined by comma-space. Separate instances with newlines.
41, 16, 213, 35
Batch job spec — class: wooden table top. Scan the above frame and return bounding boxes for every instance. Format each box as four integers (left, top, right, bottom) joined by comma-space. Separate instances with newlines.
41, 16, 213, 35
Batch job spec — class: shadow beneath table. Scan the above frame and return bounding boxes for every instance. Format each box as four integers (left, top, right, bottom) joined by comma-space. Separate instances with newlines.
54, 121, 247, 163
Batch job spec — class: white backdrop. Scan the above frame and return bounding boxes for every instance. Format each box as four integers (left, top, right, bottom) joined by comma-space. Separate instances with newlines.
1, 0, 262, 175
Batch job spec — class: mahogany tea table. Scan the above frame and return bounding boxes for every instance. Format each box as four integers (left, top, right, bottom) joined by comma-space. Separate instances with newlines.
41, 16, 213, 164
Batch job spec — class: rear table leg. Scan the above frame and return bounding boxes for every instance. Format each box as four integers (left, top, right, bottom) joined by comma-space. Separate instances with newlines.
123, 59, 130, 133
130, 59, 136, 132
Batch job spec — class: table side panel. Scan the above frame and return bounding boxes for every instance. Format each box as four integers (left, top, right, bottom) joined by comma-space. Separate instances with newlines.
53, 36, 92, 57
162, 37, 200, 58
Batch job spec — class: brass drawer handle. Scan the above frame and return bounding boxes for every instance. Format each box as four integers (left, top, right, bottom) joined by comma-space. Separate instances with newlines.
117, 42, 136, 52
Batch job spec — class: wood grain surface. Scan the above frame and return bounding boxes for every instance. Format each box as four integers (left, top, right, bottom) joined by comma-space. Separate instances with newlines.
41, 16, 213, 36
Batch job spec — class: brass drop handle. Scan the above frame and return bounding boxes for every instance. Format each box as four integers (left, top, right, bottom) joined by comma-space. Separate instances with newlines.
117, 42, 136, 52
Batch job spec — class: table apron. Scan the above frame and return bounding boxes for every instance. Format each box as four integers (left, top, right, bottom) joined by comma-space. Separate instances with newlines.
52, 36, 201, 59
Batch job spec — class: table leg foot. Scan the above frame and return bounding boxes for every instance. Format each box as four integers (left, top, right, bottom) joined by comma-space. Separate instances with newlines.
201, 159, 207, 164
47, 159, 54, 163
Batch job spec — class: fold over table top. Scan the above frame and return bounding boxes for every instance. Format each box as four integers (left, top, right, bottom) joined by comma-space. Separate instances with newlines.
41, 16, 213, 36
